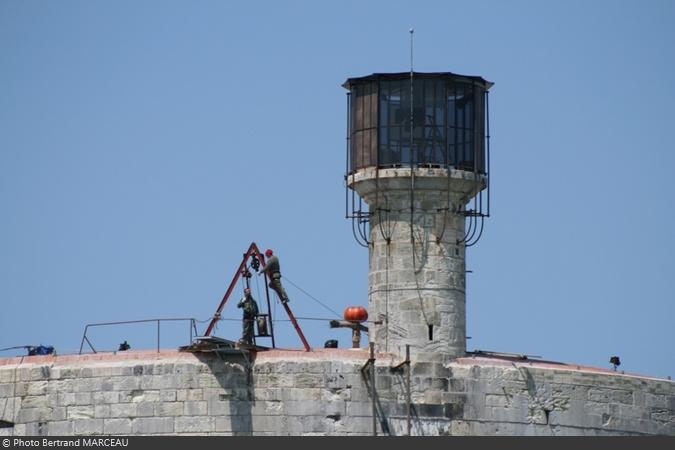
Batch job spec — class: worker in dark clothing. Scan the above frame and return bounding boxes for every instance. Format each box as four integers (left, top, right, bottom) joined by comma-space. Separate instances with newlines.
259, 248, 290, 304
237, 288, 259, 345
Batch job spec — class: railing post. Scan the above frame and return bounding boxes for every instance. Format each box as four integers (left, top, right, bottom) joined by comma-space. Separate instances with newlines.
406, 344, 411, 436
157, 320, 160, 353
370, 342, 376, 436
78, 325, 89, 355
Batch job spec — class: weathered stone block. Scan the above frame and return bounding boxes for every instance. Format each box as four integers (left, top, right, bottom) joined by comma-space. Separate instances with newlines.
280, 388, 322, 402
59, 392, 90, 407
340, 415, 376, 433
91, 366, 112, 378
72, 419, 103, 435
16, 407, 47, 423
0, 397, 19, 419
249, 415, 283, 433
183, 401, 206, 416
0, 384, 14, 397
103, 418, 132, 434
572, 395, 600, 413
136, 401, 156, 417
46, 390, 60, 408
644, 393, 667, 409
198, 373, 221, 388
212, 388, 248, 401
131, 417, 174, 434
612, 390, 634, 405
24, 421, 48, 436
157, 401, 185, 416
109, 365, 130, 377
101, 379, 115, 391
0, 371, 14, 384
160, 390, 177, 402
207, 400, 231, 416
114, 376, 141, 391
17, 368, 31, 382
322, 386, 351, 402
173, 363, 200, 375
21, 396, 48, 409
284, 400, 345, 417
92, 391, 119, 404
175, 416, 214, 433
214, 416, 233, 432
120, 389, 160, 403
485, 394, 510, 407
67, 406, 94, 420
94, 405, 111, 418
186, 388, 205, 401
324, 373, 349, 389
85, 378, 109, 393
26, 381, 48, 396
375, 375, 392, 390
214, 371, 246, 387
251, 400, 283, 416
47, 421, 73, 436
157, 363, 175, 375
346, 401, 373, 417
253, 388, 281, 401
29, 366, 51, 381
110, 403, 137, 418
412, 362, 432, 377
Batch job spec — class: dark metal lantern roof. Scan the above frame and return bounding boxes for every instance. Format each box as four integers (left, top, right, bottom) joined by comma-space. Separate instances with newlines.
342, 72, 494, 90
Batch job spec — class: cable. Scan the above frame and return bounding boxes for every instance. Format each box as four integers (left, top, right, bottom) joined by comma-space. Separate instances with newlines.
211, 315, 370, 324
385, 239, 390, 351
282, 276, 342, 318
0, 345, 32, 353
254, 269, 262, 306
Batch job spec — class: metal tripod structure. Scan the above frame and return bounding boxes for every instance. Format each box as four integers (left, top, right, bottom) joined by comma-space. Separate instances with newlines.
203, 242, 311, 352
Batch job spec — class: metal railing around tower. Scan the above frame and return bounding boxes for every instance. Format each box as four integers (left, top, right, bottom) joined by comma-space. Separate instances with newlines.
78, 317, 199, 355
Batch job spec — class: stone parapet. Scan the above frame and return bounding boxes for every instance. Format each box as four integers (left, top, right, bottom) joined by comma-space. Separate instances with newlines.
0, 350, 672, 436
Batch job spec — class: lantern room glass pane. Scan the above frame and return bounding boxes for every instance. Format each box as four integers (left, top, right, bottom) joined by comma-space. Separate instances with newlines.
350, 82, 379, 170
447, 82, 477, 171
348, 75, 487, 173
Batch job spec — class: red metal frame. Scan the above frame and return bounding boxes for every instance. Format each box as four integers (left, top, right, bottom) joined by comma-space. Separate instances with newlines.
204, 242, 311, 352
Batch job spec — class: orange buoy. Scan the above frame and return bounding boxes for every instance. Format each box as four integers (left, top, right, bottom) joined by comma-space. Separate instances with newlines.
343, 306, 368, 323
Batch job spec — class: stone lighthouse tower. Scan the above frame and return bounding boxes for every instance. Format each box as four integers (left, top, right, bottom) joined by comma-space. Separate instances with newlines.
344, 72, 492, 362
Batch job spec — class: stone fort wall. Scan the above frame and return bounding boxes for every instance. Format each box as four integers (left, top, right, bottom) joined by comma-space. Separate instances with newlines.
0, 349, 673, 436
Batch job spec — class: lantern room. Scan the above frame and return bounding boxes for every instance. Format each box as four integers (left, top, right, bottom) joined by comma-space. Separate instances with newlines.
343, 72, 492, 174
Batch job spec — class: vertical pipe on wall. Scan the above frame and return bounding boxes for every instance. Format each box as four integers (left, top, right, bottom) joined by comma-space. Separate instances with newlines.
370, 342, 376, 436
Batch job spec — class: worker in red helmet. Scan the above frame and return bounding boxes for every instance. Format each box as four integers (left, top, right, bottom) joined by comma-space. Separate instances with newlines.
259, 248, 290, 304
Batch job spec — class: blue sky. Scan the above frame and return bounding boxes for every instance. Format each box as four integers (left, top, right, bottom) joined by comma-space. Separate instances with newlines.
1, 0, 673, 378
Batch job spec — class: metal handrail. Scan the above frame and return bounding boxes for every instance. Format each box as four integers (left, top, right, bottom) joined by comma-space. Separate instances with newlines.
78, 317, 199, 355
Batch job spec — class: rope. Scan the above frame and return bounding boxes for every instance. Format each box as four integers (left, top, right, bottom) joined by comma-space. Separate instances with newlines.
209, 315, 363, 323
194, 317, 214, 323
0, 345, 32, 353
282, 276, 342, 318
385, 239, 390, 351
253, 268, 261, 301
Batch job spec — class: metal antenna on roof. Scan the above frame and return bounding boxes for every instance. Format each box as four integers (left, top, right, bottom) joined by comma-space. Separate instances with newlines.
409, 28, 414, 74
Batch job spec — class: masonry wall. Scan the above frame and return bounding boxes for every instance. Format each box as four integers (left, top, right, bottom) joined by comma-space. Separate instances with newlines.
0, 350, 673, 436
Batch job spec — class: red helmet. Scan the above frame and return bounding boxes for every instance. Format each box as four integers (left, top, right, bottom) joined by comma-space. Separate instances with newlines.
265, 248, 273, 257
